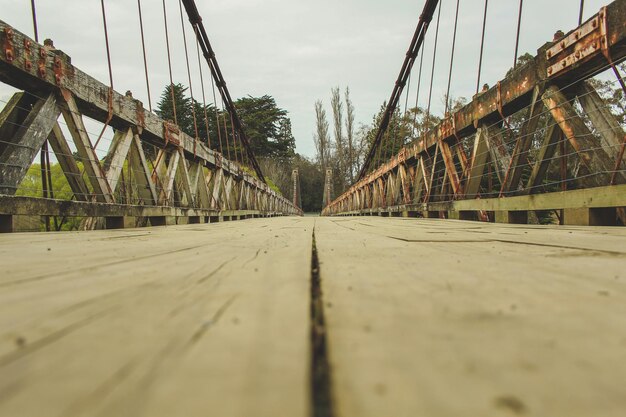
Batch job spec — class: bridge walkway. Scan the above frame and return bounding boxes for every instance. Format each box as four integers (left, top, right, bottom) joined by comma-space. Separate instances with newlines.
1, 217, 625, 416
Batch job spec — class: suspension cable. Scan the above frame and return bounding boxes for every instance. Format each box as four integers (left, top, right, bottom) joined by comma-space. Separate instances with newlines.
137, 0, 152, 112
444, 0, 460, 115
181, 0, 266, 181
210, 75, 224, 154
222, 112, 231, 160
476, 0, 488, 95
357, 0, 440, 180
412, 44, 426, 137
94, 0, 115, 150
30, 0, 39, 42
578, 0, 585, 25
230, 112, 240, 165
162, 0, 178, 125
194, 28, 211, 150
513, 0, 523, 68
178, 0, 200, 155
31, 0, 52, 230
425, 0, 442, 130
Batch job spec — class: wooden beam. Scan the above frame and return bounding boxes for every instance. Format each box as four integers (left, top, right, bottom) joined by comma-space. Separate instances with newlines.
440, 140, 462, 194
577, 81, 626, 174
542, 85, 618, 186
0, 92, 38, 156
103, 128, 134, 194
502, 85, 545, 193
47, 122, 90, 201
0, 194, 268, 219
129, 134, 158, 205
0, 92, 58, 194
525, 123, 562, 194
485, 128, 511, 185
432, 183, 626, 212
174, 150, 194, 207
59, 91, 113, 203
465, 126, 490, 198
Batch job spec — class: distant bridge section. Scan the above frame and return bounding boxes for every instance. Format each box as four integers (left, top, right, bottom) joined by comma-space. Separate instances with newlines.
0, 19, 301, 232
324, 0, 626, 227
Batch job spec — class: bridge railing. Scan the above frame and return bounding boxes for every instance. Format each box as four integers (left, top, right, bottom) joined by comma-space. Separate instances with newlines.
0, 20, 301, 232
323, 1, 626, 226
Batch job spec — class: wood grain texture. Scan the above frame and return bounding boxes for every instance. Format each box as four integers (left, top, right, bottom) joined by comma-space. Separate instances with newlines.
314, 217, 626, 417
0, 217, 313, 417
1, 216, 625, 416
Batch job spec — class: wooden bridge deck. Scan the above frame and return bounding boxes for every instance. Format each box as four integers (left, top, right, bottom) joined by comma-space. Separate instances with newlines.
1, 217, 625, 417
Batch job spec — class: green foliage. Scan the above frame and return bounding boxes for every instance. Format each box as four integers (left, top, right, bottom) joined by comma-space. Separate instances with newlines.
156, 85, 295, 160
156, 83, 193, 135
235, 95, 296, 159
587, 63, 626, 125
16, 163, 77, 200
292, 154, 324, 213
266, 178, 282, 195
16, 163, 84, 231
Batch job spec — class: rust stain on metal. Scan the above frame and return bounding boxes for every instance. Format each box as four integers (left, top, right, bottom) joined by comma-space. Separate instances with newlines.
37, 47, 46, 78
135, 101, 146, 132
53, 56, 63, 85
546, 11, 606, 78
23, 38, 32, 72
163, 121, 181, 148
3, 27, 14, 63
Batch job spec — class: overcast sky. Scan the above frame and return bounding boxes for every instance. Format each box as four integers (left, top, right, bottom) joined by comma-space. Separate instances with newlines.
0, 0, 610, 157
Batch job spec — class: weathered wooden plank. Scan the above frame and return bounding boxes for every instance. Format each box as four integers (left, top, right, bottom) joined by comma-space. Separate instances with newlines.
315, 217, 626, 417
485, 128, 511, 185
465, 127, 490, 198
0, 92, 38, 157
439, 183, 626, 212
502, 85, 545, 193
0, 93, 59, 195
439, 140, 461, 194
47, 122, 90, 201
0, 217, 313, 417
103, 128, 133, 194
542, 85, 619, 186
577, 81, 626, 172
174, 150, 194, 207
525, 123, 562, 194
211, 168, 224, 210
59, 92, 113, 203
0, 194, 223, 218
129, 134, 158, 205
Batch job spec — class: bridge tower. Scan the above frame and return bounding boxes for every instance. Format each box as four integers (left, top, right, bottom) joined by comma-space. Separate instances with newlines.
322, 168, 333, 208
291, 169, 302, 209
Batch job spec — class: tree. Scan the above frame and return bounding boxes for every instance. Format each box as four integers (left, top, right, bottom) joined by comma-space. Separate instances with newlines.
234, 95, 295, 159
292, 154, 324, 213
345, 87, 356, 183
156, 83, 193, 136
192, 100, 221, 151
330, 87, 346, 190
314, 100, 331, 169
359, 102, 414, 165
